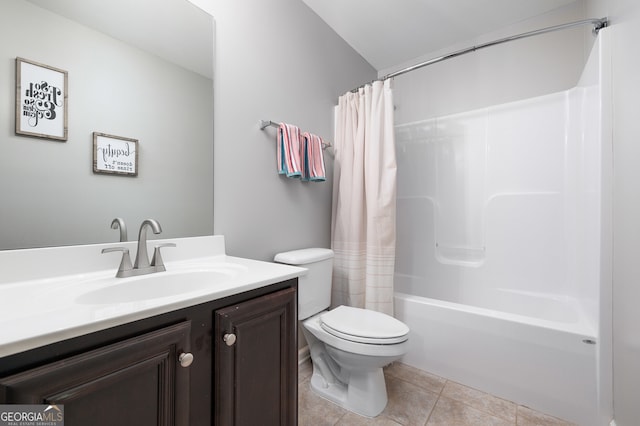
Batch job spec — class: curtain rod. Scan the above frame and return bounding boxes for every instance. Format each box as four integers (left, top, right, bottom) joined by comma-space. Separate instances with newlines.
351, 17, 608, 92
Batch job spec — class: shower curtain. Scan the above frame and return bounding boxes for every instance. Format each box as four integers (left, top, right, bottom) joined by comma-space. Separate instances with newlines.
331, 79, 397, 315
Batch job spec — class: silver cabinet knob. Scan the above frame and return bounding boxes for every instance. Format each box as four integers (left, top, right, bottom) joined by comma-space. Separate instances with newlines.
223, 333, 237, 346
178, 352, 194, 367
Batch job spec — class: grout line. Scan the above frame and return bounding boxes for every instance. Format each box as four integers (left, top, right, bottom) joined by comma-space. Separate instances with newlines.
429, 379, 522, 425
332, 411, 348, 426
423, 395, 440, 425
423, 378, 448, 426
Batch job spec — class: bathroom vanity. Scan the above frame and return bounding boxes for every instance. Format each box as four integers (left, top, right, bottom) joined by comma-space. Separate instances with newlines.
0, 236, 303, 426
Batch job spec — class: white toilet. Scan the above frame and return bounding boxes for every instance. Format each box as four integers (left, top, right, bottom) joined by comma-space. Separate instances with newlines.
274, 248, 409, 417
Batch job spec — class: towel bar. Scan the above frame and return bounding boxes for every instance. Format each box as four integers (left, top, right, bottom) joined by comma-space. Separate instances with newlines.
259, 120, 332, 150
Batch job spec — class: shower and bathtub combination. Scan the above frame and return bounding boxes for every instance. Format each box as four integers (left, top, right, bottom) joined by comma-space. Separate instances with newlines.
392, 32, 611, 425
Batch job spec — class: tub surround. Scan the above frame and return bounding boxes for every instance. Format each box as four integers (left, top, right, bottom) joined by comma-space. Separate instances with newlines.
391, 31, 609, 426
0, 235, 305, 357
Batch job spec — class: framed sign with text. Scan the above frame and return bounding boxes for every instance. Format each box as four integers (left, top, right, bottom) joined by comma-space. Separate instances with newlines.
15, 57, 68, 141
93, 132, 138, 176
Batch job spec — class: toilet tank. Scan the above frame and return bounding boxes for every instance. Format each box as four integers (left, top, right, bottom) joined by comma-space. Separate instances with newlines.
274, 248, 334, 320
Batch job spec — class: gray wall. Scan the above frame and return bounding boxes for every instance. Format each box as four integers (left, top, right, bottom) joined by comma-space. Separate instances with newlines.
585, 0, 640, 424
0, 0, 213, 249
206, 0, 376, 261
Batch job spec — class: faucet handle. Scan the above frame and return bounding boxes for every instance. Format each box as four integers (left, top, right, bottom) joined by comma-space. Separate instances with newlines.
102, 247, 134, 277
151, 243, 176, 271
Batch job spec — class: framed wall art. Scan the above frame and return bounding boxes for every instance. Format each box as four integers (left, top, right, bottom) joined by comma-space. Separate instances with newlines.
15, 57, 68, 141
93, 132, 139, 177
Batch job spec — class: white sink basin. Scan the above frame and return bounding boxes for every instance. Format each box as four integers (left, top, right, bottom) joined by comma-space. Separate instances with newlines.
76, 267, 241, 304
0, 236, 308, 358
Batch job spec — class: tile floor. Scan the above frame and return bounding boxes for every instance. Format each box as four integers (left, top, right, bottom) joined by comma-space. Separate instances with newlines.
298, 360, 576, 426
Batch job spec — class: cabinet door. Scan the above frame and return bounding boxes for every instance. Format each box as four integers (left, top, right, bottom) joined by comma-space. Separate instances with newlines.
0, 321, 191, 426
215, 287, 297, 426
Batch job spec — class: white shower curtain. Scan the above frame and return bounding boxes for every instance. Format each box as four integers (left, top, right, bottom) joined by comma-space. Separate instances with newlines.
331, 79, 397, 315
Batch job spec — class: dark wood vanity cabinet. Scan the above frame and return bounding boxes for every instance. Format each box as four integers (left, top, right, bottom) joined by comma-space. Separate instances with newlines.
214, 286, 297, 425
0, 279, 297, 426
0, 322, 191, 426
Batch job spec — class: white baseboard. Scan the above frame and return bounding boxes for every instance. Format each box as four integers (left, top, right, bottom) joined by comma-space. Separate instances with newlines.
298, 345, 310, 365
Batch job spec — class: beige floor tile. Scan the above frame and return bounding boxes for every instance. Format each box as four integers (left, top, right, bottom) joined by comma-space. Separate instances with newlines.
299, 358, 313, 382
426, 396, 513, 426
381, 376, 440, 426
335, 412, 404, 426
442, 381, 517, 422
384, 362, 446, 394
516, 406, 577, 426
298, 378, 348, 426
298, 361, 575, 426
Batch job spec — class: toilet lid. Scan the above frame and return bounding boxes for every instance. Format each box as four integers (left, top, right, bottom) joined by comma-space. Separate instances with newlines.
320, 306, 409, 345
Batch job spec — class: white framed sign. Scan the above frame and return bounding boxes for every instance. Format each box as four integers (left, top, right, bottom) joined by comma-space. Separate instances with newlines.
93, 132, 138, 176
15, 57, 68, 141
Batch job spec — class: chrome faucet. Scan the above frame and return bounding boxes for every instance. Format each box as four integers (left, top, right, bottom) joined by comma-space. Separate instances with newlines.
102, 218, 175, 278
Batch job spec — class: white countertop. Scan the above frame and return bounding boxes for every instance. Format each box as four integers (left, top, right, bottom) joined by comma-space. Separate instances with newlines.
0, 236, 305, 358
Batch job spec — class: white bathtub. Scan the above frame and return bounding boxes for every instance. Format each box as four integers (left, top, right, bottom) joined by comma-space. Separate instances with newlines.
394, 291, 599, 425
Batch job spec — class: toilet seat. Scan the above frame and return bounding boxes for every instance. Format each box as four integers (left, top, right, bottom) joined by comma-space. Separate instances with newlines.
320, 306, 409, 345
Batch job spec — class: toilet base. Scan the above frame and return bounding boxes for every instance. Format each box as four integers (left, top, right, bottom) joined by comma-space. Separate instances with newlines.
301, 312, 407, 418
308, 364, 388, 417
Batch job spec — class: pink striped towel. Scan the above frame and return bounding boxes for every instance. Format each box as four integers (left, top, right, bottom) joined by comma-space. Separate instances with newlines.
277, 123, 302, 178
301, 132, 326, 182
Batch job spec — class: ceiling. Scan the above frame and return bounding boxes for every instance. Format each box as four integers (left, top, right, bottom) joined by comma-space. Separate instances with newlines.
26, 0, 214, 78
301, 0, 580, 71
